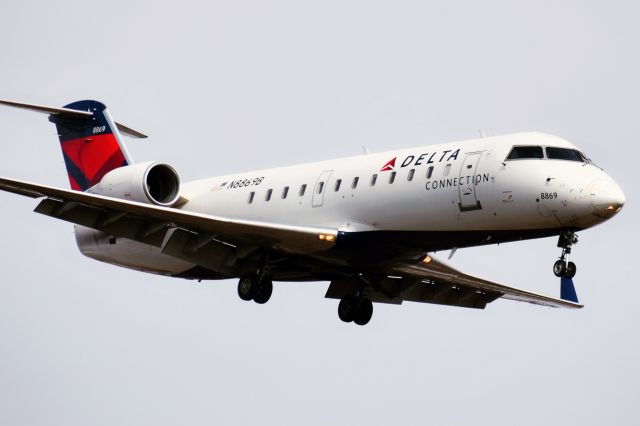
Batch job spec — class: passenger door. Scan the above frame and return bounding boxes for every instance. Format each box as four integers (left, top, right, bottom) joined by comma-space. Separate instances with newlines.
458, 152, 483, 212
312, 170, 333, 207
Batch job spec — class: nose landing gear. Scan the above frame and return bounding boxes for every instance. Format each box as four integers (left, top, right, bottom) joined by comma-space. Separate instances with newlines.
553, 231, 578, 279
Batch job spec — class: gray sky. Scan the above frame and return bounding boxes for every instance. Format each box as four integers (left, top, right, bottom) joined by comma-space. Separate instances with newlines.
0, 1, 638, 425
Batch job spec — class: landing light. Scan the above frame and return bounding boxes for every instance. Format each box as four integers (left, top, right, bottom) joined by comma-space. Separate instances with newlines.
607, 205, 622, 213
318, 233, 336, 242
422, 255, 432, 264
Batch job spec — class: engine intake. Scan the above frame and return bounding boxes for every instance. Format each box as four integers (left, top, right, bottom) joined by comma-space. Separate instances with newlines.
90, 161, 181, 207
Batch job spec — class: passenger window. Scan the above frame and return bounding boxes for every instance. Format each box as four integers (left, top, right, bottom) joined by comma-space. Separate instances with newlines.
248, 191, 255, 204
299, 184, 307, 196
407, 169, 415, 181
352, 177, 359, 189
546, 147, 584, 162
389, 171, 396, 184
282, 186, 289, 199
334, 179, 342, 192
265, 189, 272, 201
426, 166, 434, 179
370, 174, 378, 186
317, 182, 324, 194
506, 146, 544, 160
443, 164, 452, 177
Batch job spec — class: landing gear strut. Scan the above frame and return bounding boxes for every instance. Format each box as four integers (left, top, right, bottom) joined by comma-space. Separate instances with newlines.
338, 295, 373, 326
553, 231, 578, 279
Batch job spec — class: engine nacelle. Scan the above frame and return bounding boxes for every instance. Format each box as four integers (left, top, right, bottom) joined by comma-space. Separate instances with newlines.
89, 161, 181, 206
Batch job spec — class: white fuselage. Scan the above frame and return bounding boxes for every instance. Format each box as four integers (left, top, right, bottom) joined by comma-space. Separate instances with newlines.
76, 132, 625, 277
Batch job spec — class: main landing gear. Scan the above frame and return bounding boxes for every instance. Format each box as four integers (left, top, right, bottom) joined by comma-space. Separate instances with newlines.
238, 273, 273, 304
553, 231, 578, 279
338, 295, 373, 326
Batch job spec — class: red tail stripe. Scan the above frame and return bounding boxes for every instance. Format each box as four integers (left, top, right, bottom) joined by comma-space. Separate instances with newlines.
61, 133, 124, 183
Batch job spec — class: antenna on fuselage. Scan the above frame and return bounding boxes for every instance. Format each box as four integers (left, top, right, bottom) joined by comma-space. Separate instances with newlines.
362, 146, 371, 154
479, 129, 488, 138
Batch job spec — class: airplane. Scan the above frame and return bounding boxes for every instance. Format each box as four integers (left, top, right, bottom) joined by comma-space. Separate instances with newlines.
0, 99, 626, 326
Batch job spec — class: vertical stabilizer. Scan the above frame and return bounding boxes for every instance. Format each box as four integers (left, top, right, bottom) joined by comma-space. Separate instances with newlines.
49, 100, 133, 191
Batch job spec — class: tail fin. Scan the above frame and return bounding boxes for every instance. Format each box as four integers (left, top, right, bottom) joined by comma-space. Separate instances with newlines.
49, 100, 134, 191
0, 99, 147, 191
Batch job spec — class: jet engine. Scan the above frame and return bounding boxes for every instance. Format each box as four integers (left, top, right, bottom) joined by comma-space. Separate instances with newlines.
89, 161, 181, 207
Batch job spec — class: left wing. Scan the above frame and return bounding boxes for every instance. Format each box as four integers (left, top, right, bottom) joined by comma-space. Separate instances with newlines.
0, 176, 338, 256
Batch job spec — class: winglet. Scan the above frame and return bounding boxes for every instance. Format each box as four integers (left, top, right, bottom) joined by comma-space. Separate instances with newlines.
560, 277, 579, 303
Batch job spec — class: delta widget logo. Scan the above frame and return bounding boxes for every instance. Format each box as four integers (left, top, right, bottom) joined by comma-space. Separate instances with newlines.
379, 157, 396, 172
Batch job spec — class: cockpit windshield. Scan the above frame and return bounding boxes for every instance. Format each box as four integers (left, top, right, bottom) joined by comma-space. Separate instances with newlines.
506, 146, 544, 160
505, 145, 597, 166
545, 147, 584, 162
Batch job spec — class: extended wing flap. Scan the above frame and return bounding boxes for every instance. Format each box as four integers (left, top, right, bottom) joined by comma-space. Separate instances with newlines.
33, 198, 170, 248
0, 176, 338, 255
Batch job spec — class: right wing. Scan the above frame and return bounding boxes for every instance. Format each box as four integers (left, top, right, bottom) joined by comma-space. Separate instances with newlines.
391, 256, 582, 308
326, 255, 582, 310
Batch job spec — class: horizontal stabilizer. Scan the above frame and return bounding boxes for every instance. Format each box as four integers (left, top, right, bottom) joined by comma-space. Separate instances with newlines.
0, 99, 147, 139
0, 99, 92, 117
115, 122, 148, 139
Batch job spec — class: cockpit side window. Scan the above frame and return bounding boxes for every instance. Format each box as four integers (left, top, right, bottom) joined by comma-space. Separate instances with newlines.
580, 151, 600, 168
506, 146, 544, 160
546, 147, 584, 162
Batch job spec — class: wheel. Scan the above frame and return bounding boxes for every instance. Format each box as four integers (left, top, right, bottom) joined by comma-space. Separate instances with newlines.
564, 262, 577, 279
253, 279, 273, 304
238, 274, 259, 301
553, 260, 566, 277
338, 296, 357, 322
353, 298, 373, 326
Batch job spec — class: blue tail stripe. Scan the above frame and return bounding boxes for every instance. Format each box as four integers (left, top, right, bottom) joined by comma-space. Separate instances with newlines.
62, 151, 91, 190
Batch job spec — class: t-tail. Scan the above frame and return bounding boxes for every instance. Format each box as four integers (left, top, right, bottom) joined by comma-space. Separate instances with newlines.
0, 99, 147, 191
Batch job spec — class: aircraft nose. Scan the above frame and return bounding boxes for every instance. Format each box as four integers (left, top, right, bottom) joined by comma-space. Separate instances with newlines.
589, 176, 625, 218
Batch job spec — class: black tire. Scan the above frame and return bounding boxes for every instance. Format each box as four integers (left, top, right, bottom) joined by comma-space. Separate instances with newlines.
564, 262, 577, 279
338, 296, 356, 323
254, 279, 273, 304
553, 260, 566, 278
354, 298, 373, 326
238, 274, 258, 301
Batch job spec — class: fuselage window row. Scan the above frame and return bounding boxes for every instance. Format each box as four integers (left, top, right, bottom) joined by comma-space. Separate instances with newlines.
251, 165, 438, 205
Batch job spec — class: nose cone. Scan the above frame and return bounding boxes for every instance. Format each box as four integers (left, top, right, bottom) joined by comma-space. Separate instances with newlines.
590, 176, 625, 219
